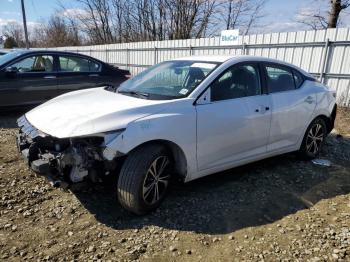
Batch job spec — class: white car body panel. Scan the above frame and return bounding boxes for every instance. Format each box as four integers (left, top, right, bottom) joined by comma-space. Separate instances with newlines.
25, 87, 170, 138
23, 55, 336, 183
266, 80, 317, 152
196, 95, 272, 172
108, 99, 198, 175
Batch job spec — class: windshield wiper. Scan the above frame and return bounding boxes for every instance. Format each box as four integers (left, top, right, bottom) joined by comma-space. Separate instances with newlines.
118, 90, 149, 98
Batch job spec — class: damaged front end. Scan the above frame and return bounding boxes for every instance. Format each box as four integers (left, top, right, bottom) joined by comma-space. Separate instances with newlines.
17, 116, 122, 185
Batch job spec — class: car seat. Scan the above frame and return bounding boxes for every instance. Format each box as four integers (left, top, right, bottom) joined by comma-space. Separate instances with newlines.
44, 58, 53, 72
33, 57, 46, 71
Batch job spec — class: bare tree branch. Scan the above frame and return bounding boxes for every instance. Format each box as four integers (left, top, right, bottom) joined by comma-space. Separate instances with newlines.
296, 0, 350, 29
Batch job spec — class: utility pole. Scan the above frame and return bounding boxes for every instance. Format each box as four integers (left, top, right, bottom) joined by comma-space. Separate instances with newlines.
21, 0, 29, 49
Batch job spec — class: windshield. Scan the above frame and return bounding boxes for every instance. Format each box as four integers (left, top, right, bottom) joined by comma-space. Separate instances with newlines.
0, 51, 23, 67
117, 60, 219, 100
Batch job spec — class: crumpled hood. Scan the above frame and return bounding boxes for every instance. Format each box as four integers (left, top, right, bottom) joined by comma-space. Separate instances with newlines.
25, 87, 168, 138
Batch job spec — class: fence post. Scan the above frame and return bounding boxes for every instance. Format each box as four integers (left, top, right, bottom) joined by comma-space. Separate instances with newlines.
320, 38, 330, 84
189, 45, 193, 55
105, 48, 108, 63
154, 47, 158, 64
242, 43, 247, 55
126, 48, 129, 70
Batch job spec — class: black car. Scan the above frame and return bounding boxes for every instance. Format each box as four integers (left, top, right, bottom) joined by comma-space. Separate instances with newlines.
0, 50, 130, 109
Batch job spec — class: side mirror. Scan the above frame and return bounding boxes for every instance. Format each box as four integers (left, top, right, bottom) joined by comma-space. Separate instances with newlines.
5, 66, 18, 77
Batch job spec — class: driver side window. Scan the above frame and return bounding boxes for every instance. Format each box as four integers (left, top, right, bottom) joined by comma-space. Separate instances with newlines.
11, 55, 54, 73
211, 63, 261, 102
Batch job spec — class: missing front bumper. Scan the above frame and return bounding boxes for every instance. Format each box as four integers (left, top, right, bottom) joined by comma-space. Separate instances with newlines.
16, 115, 109, 184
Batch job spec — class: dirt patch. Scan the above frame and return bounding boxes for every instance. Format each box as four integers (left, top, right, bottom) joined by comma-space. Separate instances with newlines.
0, 109, 349, 261
335, 107, 350, 136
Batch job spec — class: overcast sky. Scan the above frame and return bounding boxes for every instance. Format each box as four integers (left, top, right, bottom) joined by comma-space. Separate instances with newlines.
1, 0, 350, 36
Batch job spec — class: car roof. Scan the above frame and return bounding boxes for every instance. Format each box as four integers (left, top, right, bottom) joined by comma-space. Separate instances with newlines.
173, 55, 232, 63
173, 55, 313, 77
8, 49, 103, 62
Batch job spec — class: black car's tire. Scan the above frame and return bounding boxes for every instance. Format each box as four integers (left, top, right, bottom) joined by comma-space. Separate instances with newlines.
117, 144, 172, 215
298, 117, 327, 160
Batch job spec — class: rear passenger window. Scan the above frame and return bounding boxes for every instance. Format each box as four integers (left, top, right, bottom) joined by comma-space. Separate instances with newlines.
59, 56, 100, 72
265, 65, 295, 93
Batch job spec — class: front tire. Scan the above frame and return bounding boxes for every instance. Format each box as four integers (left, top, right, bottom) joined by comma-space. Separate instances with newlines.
298, 117, 327, 160
117, 144, 172, 215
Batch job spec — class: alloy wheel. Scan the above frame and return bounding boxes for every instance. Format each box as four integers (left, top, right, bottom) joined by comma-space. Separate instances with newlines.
142, 156, 170, 205
306, 123, 324, 154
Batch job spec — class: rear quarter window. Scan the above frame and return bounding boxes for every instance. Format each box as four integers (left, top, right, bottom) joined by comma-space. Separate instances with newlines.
292, 70, 304, 88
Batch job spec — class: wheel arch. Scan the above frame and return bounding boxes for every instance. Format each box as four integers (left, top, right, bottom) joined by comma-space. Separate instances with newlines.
317, 114, 332, 134
314, 103, 337, 134
127, 139, 188, 180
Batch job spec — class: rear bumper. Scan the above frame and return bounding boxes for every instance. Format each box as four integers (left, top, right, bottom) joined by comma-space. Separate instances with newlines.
329, 104, 337, 133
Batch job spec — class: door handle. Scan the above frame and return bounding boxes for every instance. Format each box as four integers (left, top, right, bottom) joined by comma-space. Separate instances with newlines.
89, 74, 99, 77
44, 76, 56, 79
255, 106, 270, 113
304, 96, 314, 104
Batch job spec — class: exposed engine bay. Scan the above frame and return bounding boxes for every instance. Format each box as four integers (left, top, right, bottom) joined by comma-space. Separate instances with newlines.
16, 116, 120, 185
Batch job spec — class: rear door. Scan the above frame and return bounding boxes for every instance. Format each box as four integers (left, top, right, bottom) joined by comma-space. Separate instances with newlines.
56, 55, 101, 96
0, 54, 57, 107
263, 63, 316, 151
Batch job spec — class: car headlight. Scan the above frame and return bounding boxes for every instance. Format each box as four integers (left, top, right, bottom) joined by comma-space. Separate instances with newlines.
102, 129, 125, 160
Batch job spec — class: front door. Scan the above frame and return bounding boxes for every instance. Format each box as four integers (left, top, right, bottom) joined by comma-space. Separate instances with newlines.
0, 54, 57, 107
196, 63, 271, 172
0, 67, 22, 108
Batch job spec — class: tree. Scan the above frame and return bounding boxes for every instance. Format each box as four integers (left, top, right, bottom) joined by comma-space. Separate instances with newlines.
71, 0, 116, 44
3, 36, 19, 48
296, 0, 350, 29
32, 15, 82, 47
2, 22, 25, 47
49, 0, 266, 45
59, 0, 219, 43
328, 0, 350, 28
219, 0, 267, 35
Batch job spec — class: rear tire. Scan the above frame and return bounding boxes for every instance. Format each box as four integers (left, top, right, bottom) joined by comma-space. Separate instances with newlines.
117, 144, 172, 215
298, 117, 327, 160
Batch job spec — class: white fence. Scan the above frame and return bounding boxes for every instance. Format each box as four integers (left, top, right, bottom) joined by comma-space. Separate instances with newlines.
55, 27, 350, 106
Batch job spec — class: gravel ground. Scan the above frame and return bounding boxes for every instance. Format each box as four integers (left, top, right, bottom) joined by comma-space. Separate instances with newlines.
0, 108, 349, 262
